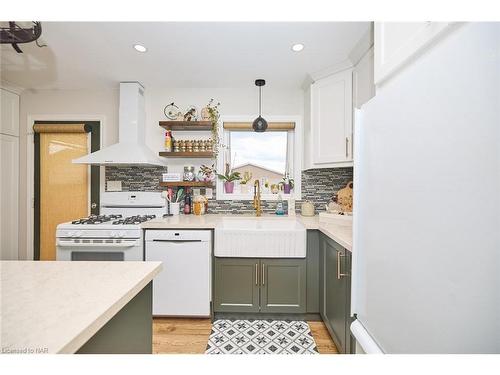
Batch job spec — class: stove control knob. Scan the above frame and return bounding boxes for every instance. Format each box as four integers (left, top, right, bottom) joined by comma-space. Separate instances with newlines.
75, 231, 83, 238
118, 231, 126, 238
110, 231, 117, 238
68, 231, 75, 237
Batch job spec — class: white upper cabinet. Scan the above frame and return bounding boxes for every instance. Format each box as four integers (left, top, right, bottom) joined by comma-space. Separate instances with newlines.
309, 69, 353, 168
1, 89, 20, 136
374, 22, 451, 85
353, 47, 375, 109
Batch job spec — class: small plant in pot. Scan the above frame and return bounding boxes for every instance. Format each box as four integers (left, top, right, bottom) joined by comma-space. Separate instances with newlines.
239, 171, 253, 194
280, 173, 294, 194
217, 163, 241, 194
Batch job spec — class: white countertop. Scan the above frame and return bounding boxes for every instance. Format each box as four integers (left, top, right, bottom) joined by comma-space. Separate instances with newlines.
0, 261, 162, 354
142, 213, 352, 252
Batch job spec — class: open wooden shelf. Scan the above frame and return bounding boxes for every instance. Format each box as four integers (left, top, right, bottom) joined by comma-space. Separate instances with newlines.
159, 151, 214, 158
159, 121, 212, 131
159, 181, 214, 188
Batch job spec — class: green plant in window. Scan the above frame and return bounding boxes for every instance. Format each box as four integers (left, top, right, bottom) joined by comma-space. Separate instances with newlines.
216, 162, 241, 182
240, 171, 253, 185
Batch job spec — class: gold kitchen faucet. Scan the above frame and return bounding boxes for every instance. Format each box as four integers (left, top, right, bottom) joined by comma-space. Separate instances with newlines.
253, 180, 262, 217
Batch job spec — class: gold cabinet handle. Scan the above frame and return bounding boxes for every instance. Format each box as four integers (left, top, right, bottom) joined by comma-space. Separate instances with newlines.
262, 263, 265, 285
255, 263, 258, 285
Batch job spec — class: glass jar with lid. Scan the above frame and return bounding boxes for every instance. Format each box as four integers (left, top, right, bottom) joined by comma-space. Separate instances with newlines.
183, 166, 195, 181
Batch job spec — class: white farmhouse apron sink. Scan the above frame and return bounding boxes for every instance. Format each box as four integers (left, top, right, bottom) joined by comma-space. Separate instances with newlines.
215, 217, 306, 258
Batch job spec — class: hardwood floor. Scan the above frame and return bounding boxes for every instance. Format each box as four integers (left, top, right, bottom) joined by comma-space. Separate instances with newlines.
308, 321, 339, 354
152, 318, 338, 354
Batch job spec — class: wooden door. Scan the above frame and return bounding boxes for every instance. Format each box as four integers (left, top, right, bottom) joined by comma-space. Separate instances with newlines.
214, 258, 260, 313
260, 258, 306, 314
39, 131, 89, 260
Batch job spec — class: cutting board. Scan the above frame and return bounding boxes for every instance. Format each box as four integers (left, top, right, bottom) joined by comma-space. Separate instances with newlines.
337, 181, 353, 213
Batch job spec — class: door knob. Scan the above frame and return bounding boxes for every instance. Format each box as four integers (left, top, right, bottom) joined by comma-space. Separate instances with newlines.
91, 202, 97, 209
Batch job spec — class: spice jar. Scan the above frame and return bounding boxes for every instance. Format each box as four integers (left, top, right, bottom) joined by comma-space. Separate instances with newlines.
186, 140, 193, 153
179, 140, 186, 152
173, 139, 180, 153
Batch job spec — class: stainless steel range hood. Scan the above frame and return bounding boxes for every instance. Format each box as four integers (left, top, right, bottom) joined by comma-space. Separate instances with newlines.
73, 82, 166, 166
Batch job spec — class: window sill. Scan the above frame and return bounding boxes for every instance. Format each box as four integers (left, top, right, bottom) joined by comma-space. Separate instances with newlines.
216, 192, 300, 201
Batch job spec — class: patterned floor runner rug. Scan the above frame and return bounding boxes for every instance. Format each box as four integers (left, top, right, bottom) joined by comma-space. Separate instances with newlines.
205, 319, 319, 354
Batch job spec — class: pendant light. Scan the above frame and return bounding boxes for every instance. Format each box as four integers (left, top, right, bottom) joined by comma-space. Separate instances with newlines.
252, 79, 268, 132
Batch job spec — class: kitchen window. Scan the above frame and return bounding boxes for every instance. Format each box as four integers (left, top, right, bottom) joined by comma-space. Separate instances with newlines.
216, 116, 302, 200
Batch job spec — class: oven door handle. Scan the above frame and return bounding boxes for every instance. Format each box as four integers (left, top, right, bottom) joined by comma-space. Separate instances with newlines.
151, 239, 202, 243
56, 240, 138, 248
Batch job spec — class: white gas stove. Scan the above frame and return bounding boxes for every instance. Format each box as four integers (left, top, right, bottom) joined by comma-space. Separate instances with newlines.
56, 192, 166, 261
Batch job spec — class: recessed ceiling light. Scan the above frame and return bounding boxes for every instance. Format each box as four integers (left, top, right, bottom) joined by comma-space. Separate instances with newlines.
133, 44, 147, 53
291, 43, 304, 52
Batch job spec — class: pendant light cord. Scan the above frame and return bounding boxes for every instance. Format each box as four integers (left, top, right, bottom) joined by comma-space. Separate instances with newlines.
259, 86, 262, 116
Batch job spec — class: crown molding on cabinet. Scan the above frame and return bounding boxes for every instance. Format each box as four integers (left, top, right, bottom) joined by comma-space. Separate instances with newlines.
307, 59, 354, 85
348, 23, 374, 66
302, 24, 374, 90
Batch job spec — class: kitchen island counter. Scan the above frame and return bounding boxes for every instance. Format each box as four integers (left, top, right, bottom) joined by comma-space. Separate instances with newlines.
1, 261, 161, 354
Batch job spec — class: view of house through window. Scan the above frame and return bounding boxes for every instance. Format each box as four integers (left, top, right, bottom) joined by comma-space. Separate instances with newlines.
229, 131, 290, 194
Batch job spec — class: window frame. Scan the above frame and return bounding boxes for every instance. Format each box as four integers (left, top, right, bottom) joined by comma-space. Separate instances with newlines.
216, 115, 302, 201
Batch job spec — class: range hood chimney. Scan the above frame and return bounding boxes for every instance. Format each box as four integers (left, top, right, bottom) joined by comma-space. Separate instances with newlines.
73, 82, 166, 166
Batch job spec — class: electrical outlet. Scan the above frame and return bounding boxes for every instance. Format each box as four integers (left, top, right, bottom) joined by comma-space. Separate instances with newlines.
107, 181, 122, 191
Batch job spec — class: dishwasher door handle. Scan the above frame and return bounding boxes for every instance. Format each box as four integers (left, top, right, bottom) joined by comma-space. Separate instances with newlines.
151, 239, 203, 243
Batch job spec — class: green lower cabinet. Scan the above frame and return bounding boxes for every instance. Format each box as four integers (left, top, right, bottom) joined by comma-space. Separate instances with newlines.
260, 259, 306, 314
214, 257, 306, 314
320, 234, 353, 354
214, 258, 260, 313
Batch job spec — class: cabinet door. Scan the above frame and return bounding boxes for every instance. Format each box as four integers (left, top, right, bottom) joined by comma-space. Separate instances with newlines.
0, 134, 19, 260
323, 237, 348, 353
260, 258, 306, 313
306, 230, 320, 313
374, 22, 451, 85
311, 69, 353, 166
214, 258, 260, 313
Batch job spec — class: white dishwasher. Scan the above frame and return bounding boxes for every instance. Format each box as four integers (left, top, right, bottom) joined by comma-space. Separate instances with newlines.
145, 230, 211, 317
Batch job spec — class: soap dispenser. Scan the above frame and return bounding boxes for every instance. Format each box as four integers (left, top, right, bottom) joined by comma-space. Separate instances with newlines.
275, 194, 285, 215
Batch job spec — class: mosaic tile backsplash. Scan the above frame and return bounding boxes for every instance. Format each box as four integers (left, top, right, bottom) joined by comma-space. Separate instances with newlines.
105, 166, 353, 214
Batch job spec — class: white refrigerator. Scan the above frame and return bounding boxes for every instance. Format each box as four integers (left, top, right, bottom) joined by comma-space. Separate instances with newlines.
351, 23, 500, 353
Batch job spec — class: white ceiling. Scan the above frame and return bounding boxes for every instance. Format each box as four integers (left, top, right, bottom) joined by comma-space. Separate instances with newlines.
0, 22, 370, 90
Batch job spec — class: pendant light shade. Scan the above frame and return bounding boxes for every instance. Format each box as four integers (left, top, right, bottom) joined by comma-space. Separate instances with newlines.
252, 79, 268, 132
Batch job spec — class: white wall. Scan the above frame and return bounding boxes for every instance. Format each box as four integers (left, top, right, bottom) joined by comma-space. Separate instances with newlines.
144, 87, 303, 174
18, 86, 303, 259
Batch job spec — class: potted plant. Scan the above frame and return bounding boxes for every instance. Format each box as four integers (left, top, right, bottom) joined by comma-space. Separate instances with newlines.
199, 164, 216, 182
280, 173, 294, 194
239, 171, 253, 194
217, 163, 241, 194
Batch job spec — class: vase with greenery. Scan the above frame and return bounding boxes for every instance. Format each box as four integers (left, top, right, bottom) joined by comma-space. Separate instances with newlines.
239, 171, 252, 193
206, 99, 223, 158
217, 162, 241, 194
280, 173, 294, 194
